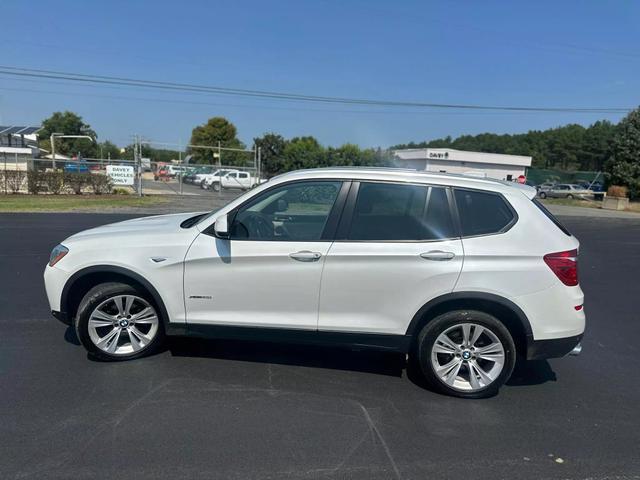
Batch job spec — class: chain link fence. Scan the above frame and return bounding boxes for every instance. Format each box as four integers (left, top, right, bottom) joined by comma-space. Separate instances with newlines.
1, 141, 264, 210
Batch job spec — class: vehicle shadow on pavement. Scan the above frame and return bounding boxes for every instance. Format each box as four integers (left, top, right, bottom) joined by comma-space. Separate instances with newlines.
64, 327, 557, 389
167, 337, 407, 377
506, 360, 557, 386
64, 326, 81, 345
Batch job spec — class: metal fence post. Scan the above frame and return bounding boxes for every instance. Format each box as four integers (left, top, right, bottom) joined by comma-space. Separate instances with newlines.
179, 145, 183, 196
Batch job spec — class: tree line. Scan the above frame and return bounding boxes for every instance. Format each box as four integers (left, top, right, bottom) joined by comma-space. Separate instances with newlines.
392, 121, 618, 172
37, 106, 640, 197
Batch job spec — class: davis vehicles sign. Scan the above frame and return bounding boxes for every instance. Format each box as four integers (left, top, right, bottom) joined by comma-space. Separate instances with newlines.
106, 165, 135, 186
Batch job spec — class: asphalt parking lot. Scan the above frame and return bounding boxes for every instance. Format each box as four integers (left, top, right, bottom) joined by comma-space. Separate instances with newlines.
1, 213, 639, 479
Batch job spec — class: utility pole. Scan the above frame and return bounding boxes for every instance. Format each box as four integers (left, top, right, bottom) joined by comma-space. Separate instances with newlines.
257, 146, 262, 181
50, 133, 61, 170
217, 141, 222, 198
137, 135, 143, 197
178, 139, 183, 195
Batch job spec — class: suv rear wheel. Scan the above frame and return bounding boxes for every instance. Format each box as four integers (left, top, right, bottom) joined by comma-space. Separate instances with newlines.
416, 310, 516, 398
75, 282, 165, 361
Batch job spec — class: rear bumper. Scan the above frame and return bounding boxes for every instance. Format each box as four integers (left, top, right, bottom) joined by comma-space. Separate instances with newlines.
526, 334, 583, 360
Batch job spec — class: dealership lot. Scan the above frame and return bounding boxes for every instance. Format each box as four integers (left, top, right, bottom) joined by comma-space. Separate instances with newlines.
1, 213, 639, 479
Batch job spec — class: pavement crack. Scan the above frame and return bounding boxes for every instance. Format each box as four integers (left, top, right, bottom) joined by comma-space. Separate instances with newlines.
355, 401, 403, 480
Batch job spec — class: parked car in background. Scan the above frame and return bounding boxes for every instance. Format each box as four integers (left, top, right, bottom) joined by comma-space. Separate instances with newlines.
183, 166, 216, 185
220, 171, 267, 190
166, 165, 188, 178
44, 168, 584, 398
201, 169, 236, 190
153, 166, 171, 181
579, 181, 604, 192
538, 184, 592, 199
536, 182, 555, 194
64, 162, 90, 173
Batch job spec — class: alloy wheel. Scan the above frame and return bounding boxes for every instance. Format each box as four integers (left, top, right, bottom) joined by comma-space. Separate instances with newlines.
87, 295, 159, 355
431, 323, 505, 392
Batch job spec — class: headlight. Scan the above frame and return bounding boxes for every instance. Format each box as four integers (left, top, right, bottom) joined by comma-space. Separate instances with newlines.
49, 244, 69, 267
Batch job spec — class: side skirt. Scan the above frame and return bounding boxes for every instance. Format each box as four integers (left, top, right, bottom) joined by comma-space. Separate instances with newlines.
166, 323, 412, 353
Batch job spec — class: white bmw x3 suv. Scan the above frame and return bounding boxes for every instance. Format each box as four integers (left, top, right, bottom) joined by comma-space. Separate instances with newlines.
44, 168, 585, 398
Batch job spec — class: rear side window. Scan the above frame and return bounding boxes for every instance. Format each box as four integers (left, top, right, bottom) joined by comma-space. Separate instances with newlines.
347, 182, 455, 241
454, 189, 515, 237
532, 199, 571, 236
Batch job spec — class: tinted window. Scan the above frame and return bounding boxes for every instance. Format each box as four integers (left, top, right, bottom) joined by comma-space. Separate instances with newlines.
424, 187, 456, 239
347, 183, 455, 241
231, 181, 341, 241
454, 189, 515, 237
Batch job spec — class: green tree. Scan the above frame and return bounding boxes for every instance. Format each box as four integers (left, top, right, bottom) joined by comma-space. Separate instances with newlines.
98, 141, 122, 160
605, 107, 640, 198
121, 145, 181, 163
189, 117, 245, 164
38, 111, 98, 158
282, 136, 325, 171
582, 120, 616, 171
253, 133, 288, 177
391, 120, 618, 171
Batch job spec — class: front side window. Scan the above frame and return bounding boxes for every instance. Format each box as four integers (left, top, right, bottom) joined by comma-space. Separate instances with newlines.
454, 189, 515, 237
347, 182, 455, 241
230, 181, 342, 241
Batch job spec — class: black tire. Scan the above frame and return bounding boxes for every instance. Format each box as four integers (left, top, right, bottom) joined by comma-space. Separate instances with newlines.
75, 282, 165, 361
539, 191, 547, 199
566, 194, 574, 199
414, 310, 516, 399
212, 183, 220, 192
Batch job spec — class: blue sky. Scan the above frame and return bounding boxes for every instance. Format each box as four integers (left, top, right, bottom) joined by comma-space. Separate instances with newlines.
0, 0, 638, 148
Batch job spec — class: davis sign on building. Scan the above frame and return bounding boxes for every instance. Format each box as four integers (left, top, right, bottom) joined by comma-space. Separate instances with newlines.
106, 165, 135, 185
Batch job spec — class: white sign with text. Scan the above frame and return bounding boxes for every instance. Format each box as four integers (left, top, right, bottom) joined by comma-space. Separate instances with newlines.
106, 165, 135, 185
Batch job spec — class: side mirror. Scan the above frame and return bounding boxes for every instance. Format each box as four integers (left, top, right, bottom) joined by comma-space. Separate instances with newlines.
214, 214, 230, 238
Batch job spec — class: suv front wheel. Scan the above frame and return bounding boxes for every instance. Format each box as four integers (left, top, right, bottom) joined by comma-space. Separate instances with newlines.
416, 310, 516, 398
75, 282, 165, 361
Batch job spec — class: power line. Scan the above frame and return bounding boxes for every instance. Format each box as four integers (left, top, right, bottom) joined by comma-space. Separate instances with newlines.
0, 65, 631, 114
0, 85, 589, 117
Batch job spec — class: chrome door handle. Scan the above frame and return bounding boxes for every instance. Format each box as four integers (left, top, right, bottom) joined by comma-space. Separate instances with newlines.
420, 250, 455, 261
289, 251, 322, 262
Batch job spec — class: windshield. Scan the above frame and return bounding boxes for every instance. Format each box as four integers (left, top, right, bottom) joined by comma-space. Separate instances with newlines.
194, 185, 263, 226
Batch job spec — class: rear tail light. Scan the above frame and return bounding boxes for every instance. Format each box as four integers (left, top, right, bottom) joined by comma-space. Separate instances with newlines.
544, 249, 578, 286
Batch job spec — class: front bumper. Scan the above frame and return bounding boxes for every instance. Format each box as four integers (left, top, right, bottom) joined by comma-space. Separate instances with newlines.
527, 334, 583, 360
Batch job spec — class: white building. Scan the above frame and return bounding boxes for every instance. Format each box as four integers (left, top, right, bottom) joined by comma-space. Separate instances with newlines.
393, 148, 532, 182
0, 126, 42, 170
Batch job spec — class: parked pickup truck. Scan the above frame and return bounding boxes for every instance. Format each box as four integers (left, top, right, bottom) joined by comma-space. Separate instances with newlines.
200, 169, 236, 191
220, 171, 267, 190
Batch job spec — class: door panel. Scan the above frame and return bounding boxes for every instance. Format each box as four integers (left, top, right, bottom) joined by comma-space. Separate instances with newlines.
318, 182, 463, 335
184, 237, 330, 329
183, 180, 346, 329
318, 239, 463, 335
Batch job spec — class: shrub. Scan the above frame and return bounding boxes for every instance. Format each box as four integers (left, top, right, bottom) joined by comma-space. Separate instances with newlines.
26, 170, 46, 194
4, 170, 26, 193
88, 173, 113, 194
607, 185, 628, 198
64, 172, 92, 194
42, 171, 65, 194
112, 187, 131, 195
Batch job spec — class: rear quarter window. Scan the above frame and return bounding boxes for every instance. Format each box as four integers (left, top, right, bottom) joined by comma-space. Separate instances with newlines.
454, 189, 516, 237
